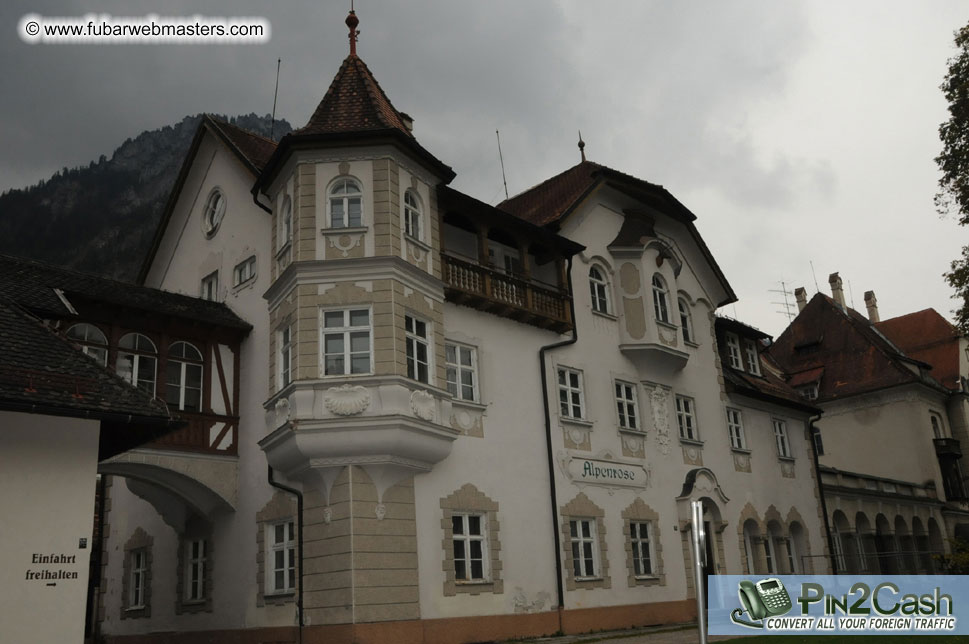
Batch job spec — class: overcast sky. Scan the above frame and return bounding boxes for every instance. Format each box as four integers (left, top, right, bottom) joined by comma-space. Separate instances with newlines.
3, 1, 967, 336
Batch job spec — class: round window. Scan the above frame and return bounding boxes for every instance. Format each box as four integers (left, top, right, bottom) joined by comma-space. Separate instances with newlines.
202, 188, 226, 238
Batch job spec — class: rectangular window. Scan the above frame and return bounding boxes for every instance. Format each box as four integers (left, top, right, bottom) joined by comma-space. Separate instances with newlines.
744, 339, 761, 375
630, 521, 653, 576
812, 426, 825, 455
322, 309, 372, 376
785, 537, 798, 573
130, 549, 147, 608
405, 315, 430, 383
557, 367, 585, 420
725, 333, 743, 370
185, 539, 206, 602
267, 521, 296, 595
727, 408, 746, 450
773, 419, 792, 458
615, 381, 639, 430
451, 514, 488, 582
446, 342, 478, 402
233, 256, 256, 286
676, 395, 698, 441
569, 518, 598, 578
278, 325, 294, 389
200, 271, 219, 301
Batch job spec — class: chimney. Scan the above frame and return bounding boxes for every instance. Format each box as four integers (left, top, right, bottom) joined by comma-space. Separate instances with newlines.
828, 272, 845, 308
794, 287, 808, 312
399, 112, 414, 133
864, 290, 880, 323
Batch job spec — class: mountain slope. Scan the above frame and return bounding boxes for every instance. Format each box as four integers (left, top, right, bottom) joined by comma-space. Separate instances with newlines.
0, 113, 290, 281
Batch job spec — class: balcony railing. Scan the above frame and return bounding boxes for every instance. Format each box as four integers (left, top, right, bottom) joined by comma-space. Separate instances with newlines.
148, 412, 238, 455
442, 253, 572, 332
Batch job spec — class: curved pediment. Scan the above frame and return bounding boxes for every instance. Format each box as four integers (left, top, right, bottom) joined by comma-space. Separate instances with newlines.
677, 467, 729, 504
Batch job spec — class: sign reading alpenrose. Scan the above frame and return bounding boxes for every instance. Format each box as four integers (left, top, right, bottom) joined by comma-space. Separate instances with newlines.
566, 456, 648, 488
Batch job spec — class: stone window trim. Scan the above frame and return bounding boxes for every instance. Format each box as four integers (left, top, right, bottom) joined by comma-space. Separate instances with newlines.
622, 499, 666, 588
440, 483, 503, 597
560, 493, 610, 591
256, 492, 298, 607
404, 188, 423, 241
175, 520, 213, 614
121, 527, 153, 619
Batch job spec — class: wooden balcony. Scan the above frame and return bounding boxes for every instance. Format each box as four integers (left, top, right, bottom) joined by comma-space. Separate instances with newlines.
148, 411, 238, 456
441, 253, 572, 332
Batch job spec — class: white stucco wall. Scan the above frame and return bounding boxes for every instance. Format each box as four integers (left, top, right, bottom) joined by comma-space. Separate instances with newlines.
104, 128, 281, 635
0, 412, 100, 644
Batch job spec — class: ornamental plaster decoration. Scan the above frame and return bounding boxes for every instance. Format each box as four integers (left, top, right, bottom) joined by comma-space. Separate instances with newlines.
273, 397, 291, 428
450, 406, 484, 438
781, 461, 795, 479
567, 425, 590, 446
338, 161, 350, 175
323, 384, 371, 416
621, 433, 644, 454
733, 452, 752, 473
326, 232, 364, 258
375, 503, 387, 521
407, 240, 427, 263
410, 389, 436, 421
648, 386, 672, 455
512, 587, 551, 614
682, 445, 703, 466
658, 325, 678, 347
322, 507, 332, 525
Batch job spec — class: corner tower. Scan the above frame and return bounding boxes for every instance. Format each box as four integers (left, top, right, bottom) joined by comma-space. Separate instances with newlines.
255, 10, 458, 626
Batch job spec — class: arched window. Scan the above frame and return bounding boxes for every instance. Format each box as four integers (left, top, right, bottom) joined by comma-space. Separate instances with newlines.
329, 178, 362, 228
678, 298, 693, 343
589, 266, 610, 314
202, 188, 226, 238
652, 274, 670, 323
117, 333, 157, 395
167, 342, 203, 412
279, 196, 292, 249
66, 323, 108, 366
404, 189, 422, 240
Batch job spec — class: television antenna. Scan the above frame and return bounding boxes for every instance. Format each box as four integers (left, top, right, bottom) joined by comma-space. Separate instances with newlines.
770, 280, 797, 323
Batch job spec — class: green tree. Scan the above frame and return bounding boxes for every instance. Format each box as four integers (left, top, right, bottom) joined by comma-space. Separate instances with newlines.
937, 22, 969, 331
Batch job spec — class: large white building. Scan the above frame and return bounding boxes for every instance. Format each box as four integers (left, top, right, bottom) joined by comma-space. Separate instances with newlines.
87, 10, 828, 643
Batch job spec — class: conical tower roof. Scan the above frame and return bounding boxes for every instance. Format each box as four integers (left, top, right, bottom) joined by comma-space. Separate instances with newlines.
257, 10, 453, 188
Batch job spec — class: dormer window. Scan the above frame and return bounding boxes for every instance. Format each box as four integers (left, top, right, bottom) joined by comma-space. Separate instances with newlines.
589, 266, 610, 314
651, 274, 670, 324
725, 332, 743, 370
798, 384, 819, 401
744, 339, 761, 376
404, 189, 422, 240
329, 178, 363, 228
202, 189, 226, 238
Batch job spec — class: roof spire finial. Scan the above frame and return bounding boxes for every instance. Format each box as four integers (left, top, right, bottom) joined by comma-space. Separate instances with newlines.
346, 6, 360, 56
578, 130, 586, 162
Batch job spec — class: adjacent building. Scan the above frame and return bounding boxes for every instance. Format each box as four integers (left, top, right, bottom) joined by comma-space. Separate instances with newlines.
768, 274, 969, 575
90, 11, 828, 644
0, 254, 245, 642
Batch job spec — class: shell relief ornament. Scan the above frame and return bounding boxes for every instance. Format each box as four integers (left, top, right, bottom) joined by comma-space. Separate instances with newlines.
410, 389, 436, 421
323, 384, 371, 416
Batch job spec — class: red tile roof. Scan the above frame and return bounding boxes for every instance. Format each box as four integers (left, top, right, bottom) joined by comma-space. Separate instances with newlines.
206, 117, 278, 173
295, 55, 413, 137
876, 309, 961, 390
500, 161, 604, 226
767, 294, 946, 401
